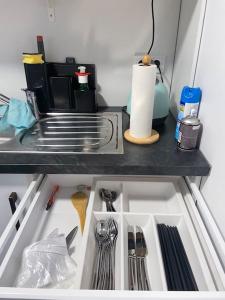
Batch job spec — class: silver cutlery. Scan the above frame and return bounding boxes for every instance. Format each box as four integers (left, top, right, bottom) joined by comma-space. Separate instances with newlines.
92, 220, 109, 289
127, 225, 150, 291
128, 225, 137, 290
66, 226, 78, 249
99, 189, 117, 212
136, 226, 150, 291
91, 218, 118, 290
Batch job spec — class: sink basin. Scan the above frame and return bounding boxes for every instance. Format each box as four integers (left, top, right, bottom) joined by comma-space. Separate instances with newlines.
0, 127, 15, 145
0, 112, 123, 154
0, 137, 12, 145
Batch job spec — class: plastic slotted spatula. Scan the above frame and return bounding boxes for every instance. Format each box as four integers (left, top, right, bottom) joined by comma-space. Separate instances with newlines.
71, 186, 89, 233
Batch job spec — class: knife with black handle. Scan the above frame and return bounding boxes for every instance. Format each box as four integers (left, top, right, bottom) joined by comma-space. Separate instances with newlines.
8, 192, 20, 230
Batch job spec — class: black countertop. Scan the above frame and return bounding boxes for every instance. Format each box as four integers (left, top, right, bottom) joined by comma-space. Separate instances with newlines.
0, 108, 210, 176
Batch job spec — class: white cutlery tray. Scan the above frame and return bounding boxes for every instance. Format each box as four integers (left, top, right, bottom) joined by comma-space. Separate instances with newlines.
0, 176, 222, 297
81, 179, 215, 291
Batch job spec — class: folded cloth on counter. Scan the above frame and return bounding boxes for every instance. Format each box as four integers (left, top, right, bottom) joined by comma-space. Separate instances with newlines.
0, 98, 36, 135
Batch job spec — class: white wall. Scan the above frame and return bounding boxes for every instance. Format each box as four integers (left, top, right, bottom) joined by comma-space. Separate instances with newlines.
170, 0, 206, 116
193, 0, 225, 239
0, 0, 180, 106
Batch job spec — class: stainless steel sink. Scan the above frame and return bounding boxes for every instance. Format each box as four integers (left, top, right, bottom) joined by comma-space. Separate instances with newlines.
0, 112, 123, 154
0, 137, 12, 145
0, 128, 15, 145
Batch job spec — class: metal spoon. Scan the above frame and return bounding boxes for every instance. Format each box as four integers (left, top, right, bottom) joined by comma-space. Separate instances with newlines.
91, 220, 109, 289
108, 218, 118, 289
99, 188, 117, 212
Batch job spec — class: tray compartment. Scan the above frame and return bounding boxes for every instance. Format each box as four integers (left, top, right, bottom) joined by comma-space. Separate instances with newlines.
122, 180, 183, 214
81, 212, 122, 290
122, 214, 166, 291
153, 214, 216, 291
92, 181, 122, 212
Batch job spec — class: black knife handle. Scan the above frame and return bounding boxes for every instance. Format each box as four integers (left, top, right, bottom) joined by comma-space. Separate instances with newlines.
8, 192, 20, 230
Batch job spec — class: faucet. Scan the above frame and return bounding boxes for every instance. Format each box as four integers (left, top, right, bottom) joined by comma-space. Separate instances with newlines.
23, 89, 40, 121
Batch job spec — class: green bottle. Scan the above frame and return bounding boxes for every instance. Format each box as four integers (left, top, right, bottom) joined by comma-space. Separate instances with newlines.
76, 66, 89, 91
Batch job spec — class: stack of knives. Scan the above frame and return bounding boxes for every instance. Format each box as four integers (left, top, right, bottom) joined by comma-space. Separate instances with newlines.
128, 226, 150, 290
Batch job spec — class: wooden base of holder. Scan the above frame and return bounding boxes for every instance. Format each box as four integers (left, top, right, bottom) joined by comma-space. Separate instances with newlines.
124, 129, 160, 145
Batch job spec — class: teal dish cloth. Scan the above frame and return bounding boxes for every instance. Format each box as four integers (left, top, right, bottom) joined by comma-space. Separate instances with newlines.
0, 105, 10, 131
0, 98, 36, 135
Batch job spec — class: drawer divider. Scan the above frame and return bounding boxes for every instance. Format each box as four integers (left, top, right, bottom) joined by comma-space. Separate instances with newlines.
0, 174, 45, 259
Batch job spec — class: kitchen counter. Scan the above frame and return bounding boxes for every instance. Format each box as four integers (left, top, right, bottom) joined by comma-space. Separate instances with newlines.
0, 107, 210, 175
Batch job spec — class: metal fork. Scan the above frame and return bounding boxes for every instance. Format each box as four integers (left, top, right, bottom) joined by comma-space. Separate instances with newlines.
135, 226, 150, 291
108, 218, 118, 289
91, 218, 118, 290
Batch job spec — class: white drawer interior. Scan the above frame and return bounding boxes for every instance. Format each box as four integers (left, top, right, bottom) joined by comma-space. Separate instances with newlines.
0, 175, 224, 299
0, 177, 88, 288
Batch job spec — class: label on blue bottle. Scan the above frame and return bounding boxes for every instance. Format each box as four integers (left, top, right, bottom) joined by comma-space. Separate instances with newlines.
175, 121, 181, 140
175, 106, 184, 140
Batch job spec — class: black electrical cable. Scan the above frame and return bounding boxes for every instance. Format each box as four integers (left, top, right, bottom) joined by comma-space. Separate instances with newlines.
138, 0, 155, 64
147, 0, 155, 55
154, 59, 164, 83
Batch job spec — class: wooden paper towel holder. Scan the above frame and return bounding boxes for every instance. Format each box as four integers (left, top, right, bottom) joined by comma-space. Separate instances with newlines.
124, 129, 160, 145
124, 54, 160, 145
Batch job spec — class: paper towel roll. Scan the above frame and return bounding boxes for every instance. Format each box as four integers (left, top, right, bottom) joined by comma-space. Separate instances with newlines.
130, 64, 157, 138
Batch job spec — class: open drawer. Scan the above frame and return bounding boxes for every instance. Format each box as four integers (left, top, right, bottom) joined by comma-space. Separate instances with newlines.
0, 175, 224, 299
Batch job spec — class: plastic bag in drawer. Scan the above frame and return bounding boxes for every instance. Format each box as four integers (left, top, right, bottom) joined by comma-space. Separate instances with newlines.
15, 229, 76, 288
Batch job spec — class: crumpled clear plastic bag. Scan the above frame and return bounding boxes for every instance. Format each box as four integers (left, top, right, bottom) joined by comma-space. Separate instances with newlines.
15, 229, 77, 288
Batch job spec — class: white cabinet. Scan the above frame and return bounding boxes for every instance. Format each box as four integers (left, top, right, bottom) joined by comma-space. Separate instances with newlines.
0, 175, 224, 299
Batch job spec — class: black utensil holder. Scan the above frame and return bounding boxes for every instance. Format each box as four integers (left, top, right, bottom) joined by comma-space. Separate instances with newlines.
74, 89, 96, 113
24, 62, 97, 114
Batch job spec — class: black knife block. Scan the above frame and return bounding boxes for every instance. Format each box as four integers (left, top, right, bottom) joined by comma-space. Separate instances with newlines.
24, 61, 97, 114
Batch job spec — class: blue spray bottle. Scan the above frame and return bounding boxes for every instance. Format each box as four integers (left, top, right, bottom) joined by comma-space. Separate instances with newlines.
175, 86, 202, 140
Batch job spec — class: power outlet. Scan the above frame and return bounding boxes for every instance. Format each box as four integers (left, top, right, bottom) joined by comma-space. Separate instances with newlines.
48, 7, 55, 22
47, 0, 55, 23
153, 55, 166, 74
